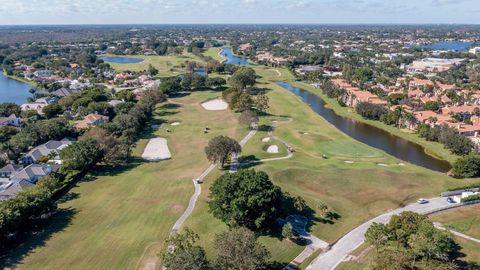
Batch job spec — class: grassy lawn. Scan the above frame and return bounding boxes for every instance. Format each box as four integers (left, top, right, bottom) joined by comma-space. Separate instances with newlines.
203, 47, 224, 62
431, 204, 480, 239
290, 81, 460, 164
4, 90, 243, 270
183, 64, 480, 266
104, 51, 204, 76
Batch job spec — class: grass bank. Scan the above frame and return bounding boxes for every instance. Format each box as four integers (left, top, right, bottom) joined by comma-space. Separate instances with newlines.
289, 81, 459, 164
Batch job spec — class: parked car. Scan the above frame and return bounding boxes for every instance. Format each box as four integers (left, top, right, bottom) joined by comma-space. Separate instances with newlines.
194, 178, 203, 184
446, 197, 455, 204
417, 198, 429, 204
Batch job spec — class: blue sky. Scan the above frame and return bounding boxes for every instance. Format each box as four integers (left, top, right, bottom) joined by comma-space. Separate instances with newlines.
0, 0, 479, 25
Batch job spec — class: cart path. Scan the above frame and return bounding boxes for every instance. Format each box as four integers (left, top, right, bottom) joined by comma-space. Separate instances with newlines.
305, 199, 480, 270
434, 222, 480, 244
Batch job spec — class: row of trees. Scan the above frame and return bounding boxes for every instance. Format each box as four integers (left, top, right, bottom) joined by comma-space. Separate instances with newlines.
162, 227, 270, 270
417, 123, 474, 156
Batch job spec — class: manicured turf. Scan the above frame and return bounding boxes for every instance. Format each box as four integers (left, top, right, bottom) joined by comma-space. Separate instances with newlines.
7, 59, 480, 269
291, 81, 460, 164
104, 51, 204, 76
4, 91, 243, 270
203, 47, 225, 62
431, 204, 480, 239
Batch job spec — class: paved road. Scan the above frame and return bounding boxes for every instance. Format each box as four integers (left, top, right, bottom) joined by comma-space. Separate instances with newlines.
171, 163, 216, 232
434, 222, 480, 244
306, 198, 480, 270
284, 215, 329, 270
230, 125, 258, 172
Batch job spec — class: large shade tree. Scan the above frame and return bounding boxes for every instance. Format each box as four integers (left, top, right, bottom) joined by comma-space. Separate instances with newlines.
209, 169, 282, 230
204, 135, 241, 167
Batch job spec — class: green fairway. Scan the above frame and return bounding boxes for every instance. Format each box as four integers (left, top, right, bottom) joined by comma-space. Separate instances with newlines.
291, 81, 460, 164
203, 47, 224, 62
4, 90, 243, 270
103, 51, 204, 76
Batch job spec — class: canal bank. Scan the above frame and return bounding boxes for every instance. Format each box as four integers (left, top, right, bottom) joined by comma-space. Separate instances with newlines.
287, 81, 458, 165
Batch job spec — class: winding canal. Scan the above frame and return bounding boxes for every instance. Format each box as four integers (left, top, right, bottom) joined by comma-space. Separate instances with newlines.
276, 82, 452, 172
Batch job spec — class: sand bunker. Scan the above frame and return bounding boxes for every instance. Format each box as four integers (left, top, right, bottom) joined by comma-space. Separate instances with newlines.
262, 137, 271, 142
171, 122, 180, 126
142, 138, 171, 161
201, 99, 228, 111
266, 145, 279, 153
344, 160, 354, 164
377, 163, 388, 167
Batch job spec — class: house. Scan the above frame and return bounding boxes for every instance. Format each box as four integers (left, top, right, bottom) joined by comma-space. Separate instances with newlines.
10, 163, 54, 184
238, 43, 252, 52
0, 180, 34, 201
0, 114, 22, 127
51, 88, 80, 98
20, 102, 48, 115
0, 163, 23, 178
74, 113, 109, 130
21, 137, 74, 164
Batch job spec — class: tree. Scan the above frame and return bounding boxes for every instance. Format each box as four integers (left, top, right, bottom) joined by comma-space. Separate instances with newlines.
238, 110, 258, 127
293, 196, 307, 213
148, 64, 159, 76
0, 126, 19, 143
204, 135, 241, 167
235, 92, 254, 112
214, 227, 270, 270
254, 94, 269, 113
365, 222, 388, 257
355, 102, 388, 120
161, 228, 210, 270
0, 103, 21, 117
42, 103, 63, 119
60, 139, 103, 171
424, 101, 440, 112
80, 127, 130, 166
281, 222, 298, 240
206, 77, 226, 88
228, 67, 256, 90
160, 77, 182, 95
452, 154, 480, 178
209, 169, 282, 230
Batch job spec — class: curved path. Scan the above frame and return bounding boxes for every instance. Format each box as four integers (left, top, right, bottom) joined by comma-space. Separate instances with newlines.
434, 222, 480, 244
305, 198, 480, 270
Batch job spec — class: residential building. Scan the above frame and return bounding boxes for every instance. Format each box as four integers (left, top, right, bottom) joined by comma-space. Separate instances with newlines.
74, 113, 109, 130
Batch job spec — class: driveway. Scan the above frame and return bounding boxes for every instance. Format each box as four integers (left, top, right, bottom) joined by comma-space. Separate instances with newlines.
306, 198, 480, 270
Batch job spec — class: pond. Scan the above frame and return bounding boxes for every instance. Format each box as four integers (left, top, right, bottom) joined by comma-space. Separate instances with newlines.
99, 56, 144, 64
0, 71, 34, 104
220, 47, 250, 65
409, 41, 473, 52
276, 82, 452, 172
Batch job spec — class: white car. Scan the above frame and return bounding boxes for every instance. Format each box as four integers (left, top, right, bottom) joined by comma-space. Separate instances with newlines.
417, 198, 429, 204
194, 178, 203, 184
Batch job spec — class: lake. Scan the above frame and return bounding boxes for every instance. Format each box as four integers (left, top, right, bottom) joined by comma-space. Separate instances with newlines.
99, 56, 144, 64
0, 71, 34, 104
220, 47, 250, 65
409, 41, 473, 51
276, 82, 452, 172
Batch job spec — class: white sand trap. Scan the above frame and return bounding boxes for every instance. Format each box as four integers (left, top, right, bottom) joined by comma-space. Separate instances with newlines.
142, 138, 171, 161
377, 163, 388, 167
398, 163, 405, 166
201, 99, 228, 111
266, 145, 279, 153
171, 122, 180, 126
344, 160, 354, 164
262, 137, 271, 142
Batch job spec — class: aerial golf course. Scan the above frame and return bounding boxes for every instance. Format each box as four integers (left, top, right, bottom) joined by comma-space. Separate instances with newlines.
5, 48, 480, 270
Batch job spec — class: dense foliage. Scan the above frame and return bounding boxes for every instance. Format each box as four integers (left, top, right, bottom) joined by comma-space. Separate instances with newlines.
209, 169, 283, 231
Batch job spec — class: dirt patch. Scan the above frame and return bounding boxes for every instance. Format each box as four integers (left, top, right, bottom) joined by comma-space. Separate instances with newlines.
169, 204, 184, 214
